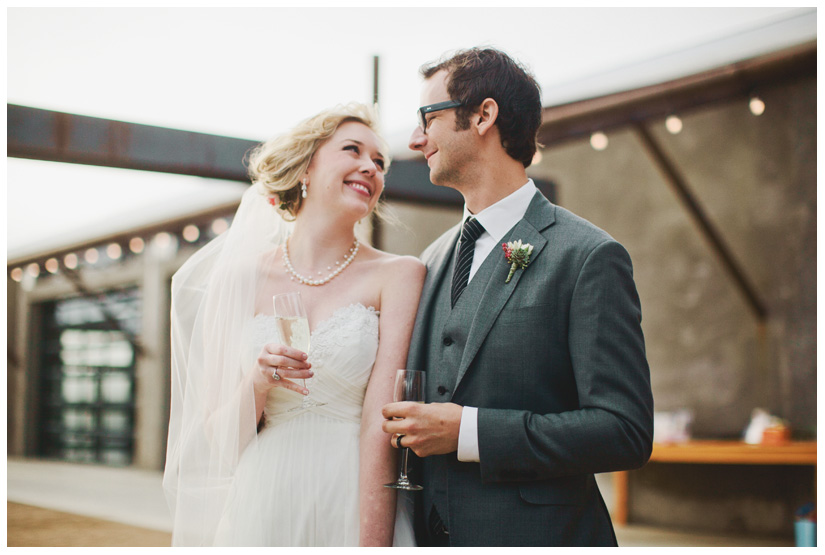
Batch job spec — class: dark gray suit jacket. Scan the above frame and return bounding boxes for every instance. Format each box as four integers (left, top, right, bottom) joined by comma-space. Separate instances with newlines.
407, 190, 653, 546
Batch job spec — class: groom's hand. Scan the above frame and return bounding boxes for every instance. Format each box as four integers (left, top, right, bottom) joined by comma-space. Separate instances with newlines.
381, 402, 463, 458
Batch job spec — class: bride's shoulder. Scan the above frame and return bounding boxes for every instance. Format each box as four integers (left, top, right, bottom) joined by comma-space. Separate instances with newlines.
367, 252, 425, 311
359, 248, 426, 288
366, 249, 425, 274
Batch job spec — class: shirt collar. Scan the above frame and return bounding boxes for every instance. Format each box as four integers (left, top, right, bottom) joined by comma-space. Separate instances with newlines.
462, 179, 537, 243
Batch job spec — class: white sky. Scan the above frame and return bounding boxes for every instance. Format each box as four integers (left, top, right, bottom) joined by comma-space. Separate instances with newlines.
6, 6, 811, 260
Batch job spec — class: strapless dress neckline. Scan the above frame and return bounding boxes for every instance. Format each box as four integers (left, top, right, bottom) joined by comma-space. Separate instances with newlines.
253, 302, 378, 337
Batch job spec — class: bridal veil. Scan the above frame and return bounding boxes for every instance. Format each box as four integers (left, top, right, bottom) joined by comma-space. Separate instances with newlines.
163, 184, 291, 545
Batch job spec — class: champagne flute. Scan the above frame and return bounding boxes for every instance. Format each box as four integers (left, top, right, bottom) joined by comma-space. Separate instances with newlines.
272, 292, 324, 410
384, 369, 426, 491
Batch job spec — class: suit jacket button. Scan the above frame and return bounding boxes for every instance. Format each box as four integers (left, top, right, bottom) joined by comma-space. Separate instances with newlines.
443, 337, 453, 346
437, 386, 448, 395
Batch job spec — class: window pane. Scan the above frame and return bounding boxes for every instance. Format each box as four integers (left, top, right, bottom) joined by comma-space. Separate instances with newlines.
101, 449, 131, 466
101, 372, 131, 403
101, 409, 130, 433
61, 377, 97, 403
62, 408, 95, 431
64, 448, 96, 463
107, 340, 133, 367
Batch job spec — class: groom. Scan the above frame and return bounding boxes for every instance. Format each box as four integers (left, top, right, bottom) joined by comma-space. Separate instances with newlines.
382, 48, 654, 546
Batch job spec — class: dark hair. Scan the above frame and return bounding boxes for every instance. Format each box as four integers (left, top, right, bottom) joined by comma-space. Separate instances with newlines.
421, 47, 542, 168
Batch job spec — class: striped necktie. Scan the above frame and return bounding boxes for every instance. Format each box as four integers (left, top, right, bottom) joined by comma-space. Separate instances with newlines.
451, 217, 485, 307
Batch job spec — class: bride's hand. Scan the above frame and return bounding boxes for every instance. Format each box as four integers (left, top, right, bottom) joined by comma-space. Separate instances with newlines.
253, 343, 313, 396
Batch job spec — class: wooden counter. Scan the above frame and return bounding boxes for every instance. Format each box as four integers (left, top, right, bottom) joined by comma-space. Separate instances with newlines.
612, 440, 817, 526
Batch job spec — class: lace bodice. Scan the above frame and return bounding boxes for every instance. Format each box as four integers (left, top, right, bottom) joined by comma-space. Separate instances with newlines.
250, 303, 379, 425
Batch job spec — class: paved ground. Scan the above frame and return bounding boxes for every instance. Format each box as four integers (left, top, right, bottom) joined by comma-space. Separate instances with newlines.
7, 500, 792, 548
7, 502, 172, 547
7, 458, 794, 547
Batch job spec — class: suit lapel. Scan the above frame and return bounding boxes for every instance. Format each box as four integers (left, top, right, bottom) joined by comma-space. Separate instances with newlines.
453, 192, 556, 392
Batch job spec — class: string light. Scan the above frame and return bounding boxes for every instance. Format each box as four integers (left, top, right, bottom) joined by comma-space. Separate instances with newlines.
211, 218, 229, 235
749, 96, 765, 116
665, 115, 683, 134
107, 243, 123, 260
153, 232, 172, 249
13, 217, 234, 280
590, 132, 608, 151
129, 237, 145, 254
182, 224, 200, 243
84, 248, 99, 264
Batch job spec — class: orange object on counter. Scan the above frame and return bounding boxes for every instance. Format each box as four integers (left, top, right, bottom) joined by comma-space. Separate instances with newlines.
762, 425, 792, 446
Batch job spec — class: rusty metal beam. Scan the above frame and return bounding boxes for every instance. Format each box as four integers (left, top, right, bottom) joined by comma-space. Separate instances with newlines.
8, 104, 258, 182
634, 122, 768, 321
539, 41, 816, 148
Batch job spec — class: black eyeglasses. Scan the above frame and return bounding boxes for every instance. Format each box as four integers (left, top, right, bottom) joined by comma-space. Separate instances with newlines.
417, 100, 463, 133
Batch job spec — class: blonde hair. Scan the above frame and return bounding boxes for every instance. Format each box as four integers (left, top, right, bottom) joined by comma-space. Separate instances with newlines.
247, 102, 390, 219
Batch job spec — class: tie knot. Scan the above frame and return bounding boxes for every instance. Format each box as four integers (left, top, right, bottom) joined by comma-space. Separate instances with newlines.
461, 217, 484, 244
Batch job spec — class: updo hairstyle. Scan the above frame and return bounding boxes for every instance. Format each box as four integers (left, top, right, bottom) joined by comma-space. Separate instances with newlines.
247, 102, 390, 220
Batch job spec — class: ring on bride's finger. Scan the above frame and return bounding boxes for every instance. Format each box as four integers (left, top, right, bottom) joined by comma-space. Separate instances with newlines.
272, 368, 282, 381
396, 435, 404, 449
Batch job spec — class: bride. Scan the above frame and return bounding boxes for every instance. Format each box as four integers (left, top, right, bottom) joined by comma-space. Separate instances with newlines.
162, 103, 425, 546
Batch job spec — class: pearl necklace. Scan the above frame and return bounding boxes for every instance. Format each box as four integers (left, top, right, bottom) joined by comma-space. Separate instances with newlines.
283, 238, 360, 286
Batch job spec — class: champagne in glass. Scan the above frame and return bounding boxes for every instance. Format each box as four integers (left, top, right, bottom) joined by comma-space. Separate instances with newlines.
274, 316, 310, 353
272, 292, 324, 409
385, 369, 426, 491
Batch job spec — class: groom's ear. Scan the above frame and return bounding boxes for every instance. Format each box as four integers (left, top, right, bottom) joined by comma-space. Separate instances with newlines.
474, 98, 499, 137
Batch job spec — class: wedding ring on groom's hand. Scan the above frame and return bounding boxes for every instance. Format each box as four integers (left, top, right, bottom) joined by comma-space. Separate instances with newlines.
272, 368, 282, 381
396, 435, 404, 449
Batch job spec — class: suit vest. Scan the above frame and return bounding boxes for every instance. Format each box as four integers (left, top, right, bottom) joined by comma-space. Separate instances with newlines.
419, 238, 500, 530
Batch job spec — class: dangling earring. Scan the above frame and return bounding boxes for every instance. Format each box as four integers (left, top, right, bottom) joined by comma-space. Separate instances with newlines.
301, 178, 308, 199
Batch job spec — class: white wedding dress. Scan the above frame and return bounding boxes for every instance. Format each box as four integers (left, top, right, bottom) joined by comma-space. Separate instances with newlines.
212, 303, 415, 546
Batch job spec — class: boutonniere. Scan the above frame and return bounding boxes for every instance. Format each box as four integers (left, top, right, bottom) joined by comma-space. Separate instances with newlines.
502, 240, 534, 283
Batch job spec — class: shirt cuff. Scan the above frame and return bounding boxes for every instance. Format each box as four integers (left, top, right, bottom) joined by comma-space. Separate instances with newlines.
457, 406, 480, 462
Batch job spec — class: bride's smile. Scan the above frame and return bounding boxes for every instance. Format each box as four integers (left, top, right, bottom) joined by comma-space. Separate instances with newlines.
345, 179, 372, 197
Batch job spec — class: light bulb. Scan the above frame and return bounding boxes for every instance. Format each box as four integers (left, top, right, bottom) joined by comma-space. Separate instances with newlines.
107, 243, 122, 260
590, 132, 608, 151
64, 253, 78, 269
665, 115, 683, 134
749, 96, 765, 116
211, 218, 229, 235
183, 224, 200, 242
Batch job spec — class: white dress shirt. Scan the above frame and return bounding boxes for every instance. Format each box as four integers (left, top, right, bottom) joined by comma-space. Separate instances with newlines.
456, 179, 537, 462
